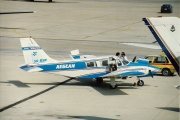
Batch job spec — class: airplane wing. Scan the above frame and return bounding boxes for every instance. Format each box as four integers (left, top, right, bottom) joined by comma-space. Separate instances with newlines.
120, 43, 161, 49
103, 70, 145, 78
142, 17, 180, 76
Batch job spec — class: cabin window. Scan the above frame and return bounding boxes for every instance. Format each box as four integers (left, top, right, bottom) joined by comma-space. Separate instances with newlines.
122, 60, 129, 65
101, 60, 108, 66
154, 57, 168, 63
86, 62, 95, 67
117, 60, 122, 66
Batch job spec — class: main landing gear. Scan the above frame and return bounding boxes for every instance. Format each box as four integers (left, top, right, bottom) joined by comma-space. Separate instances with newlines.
110, 77, 117, 89
110, 84, 117, 89
95, 77, 117, 89
95, 78, 103, 85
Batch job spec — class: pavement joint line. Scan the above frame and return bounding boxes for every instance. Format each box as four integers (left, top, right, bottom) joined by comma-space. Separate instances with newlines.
152, 94, 180, 120
82, 21, 142, 39
0, 78, 73, 112
26, 14, 109, 32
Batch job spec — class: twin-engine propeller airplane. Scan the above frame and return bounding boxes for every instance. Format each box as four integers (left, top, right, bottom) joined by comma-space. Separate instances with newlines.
19, 37, 160, 89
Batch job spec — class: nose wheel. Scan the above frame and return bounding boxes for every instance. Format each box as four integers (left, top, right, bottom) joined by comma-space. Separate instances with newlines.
137, 80, 144, 86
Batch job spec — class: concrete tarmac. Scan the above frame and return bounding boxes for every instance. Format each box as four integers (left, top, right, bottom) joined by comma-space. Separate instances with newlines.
0, 0, 179, 119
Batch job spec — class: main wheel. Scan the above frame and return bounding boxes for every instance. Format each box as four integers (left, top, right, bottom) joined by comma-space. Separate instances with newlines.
96, 78, 103, 85
122, 76, 127, 79
162, 68, 171, 76
137, 80, 144, 86
110, 84, 117, 89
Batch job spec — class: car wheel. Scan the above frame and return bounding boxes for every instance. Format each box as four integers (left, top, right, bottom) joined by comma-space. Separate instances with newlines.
162, 68, 171, 76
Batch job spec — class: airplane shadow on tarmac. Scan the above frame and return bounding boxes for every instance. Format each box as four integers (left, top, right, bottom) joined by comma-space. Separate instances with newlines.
0, 79, 139, 112
1, 78, 142, 96
157, 107, 180, 112
6, 0, 78, 4
44, 115, 117, 120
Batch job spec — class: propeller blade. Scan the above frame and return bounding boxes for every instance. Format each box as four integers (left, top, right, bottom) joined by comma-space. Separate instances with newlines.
132, 56, 136, 62
149, 70, 153, 78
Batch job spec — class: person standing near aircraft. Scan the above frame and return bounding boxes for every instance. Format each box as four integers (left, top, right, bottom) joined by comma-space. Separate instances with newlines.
116, 52, 120, 57
121, 52, 128, 61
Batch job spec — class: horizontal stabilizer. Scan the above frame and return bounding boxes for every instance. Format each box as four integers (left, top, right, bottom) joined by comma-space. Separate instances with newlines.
19, 64, 43, 72
120, 43, 161, 50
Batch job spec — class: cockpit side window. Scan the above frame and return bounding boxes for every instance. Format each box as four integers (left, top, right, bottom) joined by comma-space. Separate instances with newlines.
117, 60, 122, 66
101, 60, 108, 66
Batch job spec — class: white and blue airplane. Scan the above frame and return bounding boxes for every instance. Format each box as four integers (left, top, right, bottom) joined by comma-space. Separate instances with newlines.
19, 37, 160, 89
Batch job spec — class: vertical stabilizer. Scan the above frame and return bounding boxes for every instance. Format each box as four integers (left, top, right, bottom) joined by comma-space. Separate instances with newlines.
143, 17, 180, 75
20, 37, 56, 64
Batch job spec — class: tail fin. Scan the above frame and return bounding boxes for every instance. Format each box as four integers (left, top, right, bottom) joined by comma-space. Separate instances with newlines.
20, 37, 56, 64
142, 17, 180, 75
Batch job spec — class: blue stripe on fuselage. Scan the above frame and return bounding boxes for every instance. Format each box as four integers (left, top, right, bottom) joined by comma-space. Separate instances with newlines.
118, 71, 144, 77
38, 62, 86, 71
127, 62, 147, 67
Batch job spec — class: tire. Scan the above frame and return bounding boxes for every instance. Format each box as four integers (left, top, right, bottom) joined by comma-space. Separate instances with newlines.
122, 77, 127, 79
110, 84, 117, 89
137, 80, 144, 86
162, 68, 171, 76
96, 78, 103, 85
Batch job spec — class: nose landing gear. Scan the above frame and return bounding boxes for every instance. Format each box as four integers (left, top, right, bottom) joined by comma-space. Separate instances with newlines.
137, 80, 144, 86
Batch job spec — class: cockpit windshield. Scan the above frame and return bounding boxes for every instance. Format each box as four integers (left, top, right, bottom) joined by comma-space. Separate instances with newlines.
117, 59, 122, 66
117, 57, 129, 66
122, 59, 129, 65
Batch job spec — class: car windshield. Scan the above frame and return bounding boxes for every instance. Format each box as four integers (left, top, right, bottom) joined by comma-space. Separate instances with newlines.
162, 4, 171, 8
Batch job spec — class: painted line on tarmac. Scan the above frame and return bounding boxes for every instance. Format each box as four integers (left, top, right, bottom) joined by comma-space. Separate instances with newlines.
0, 78, 73, 112
0, 11, 35, 14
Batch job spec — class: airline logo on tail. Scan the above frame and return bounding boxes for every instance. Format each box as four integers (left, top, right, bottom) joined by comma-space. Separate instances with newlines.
32, 52, 37, 56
